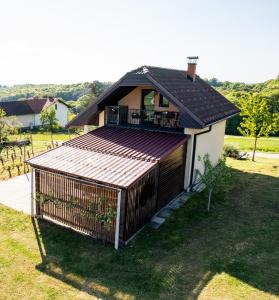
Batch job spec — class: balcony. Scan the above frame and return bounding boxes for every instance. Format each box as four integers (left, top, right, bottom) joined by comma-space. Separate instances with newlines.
105, 106, 182, 131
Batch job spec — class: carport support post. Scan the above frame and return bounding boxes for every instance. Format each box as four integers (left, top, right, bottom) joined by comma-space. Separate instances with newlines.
114, 190, 122, 250
30, 168, 35, 217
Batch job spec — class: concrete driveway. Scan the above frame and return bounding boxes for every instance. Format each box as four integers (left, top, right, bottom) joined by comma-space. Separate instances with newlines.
0, 173, 31, 214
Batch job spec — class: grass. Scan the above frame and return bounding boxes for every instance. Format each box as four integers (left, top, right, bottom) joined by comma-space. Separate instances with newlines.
225, 135, 279, 152
0, 132, 78, 180
0, 157, 278, 299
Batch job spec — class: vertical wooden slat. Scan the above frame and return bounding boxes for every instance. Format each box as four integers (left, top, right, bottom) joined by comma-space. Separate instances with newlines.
34, 169, 119, 244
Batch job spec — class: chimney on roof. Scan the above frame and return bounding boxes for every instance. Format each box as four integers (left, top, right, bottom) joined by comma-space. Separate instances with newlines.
187, 56, 199, 81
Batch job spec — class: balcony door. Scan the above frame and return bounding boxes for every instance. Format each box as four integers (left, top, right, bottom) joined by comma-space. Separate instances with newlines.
141, 90, 155, 126
141, 90, 155, 112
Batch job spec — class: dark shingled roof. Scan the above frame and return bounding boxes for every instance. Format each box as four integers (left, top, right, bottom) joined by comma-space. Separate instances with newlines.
67, 65, 239, 129
0, 98, 69, 116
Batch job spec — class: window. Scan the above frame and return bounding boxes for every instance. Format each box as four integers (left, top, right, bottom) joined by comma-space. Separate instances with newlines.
159, 94, 169, 108
142, 90, 155, 111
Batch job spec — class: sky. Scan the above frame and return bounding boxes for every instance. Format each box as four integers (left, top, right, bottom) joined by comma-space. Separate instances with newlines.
0, 0, 278, 85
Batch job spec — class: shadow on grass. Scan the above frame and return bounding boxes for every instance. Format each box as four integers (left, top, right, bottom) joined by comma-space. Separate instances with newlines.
32, 167, 279, 299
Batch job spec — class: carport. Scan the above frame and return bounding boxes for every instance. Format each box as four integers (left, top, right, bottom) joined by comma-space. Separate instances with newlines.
28, 127, 188, 248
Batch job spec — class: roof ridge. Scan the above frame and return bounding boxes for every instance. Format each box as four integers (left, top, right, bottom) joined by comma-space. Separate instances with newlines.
140, 65, 194, 73
0, 97, 53, 104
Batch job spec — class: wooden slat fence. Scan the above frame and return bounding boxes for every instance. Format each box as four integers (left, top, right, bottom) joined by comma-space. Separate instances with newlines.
35, 169, 119, 243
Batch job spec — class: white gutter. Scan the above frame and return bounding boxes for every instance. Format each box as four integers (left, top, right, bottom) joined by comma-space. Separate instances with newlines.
114, 190, 122, 250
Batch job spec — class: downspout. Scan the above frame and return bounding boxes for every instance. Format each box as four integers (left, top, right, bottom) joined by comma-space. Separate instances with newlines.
114, 189, 122, 250
189, 125, 212, 187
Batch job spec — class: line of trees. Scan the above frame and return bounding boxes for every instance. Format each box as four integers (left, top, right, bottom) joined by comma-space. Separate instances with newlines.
0, 81, 112, 106
1, 76, 278, 142
204, 75, 279, 136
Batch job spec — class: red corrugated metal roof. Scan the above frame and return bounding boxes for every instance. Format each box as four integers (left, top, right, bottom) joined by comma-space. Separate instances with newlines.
28, 146, 156, 188
28, 127, 188, 188
64, 127, 187, 162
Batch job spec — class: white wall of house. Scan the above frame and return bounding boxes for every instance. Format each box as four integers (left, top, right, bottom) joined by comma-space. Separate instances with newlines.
53, 102, 69, 127
34, 114, 42, 127
5, 114, 37, 128
184, 120, 226, 188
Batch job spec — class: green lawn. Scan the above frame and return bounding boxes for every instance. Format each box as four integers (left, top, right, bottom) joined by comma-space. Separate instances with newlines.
225, 135, 279, 152
9, 131, 79, 142
0, 157, 278, 299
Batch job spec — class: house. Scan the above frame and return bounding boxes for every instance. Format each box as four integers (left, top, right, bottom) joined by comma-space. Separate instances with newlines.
0, 97, 69, 128
27, 58, 239, 248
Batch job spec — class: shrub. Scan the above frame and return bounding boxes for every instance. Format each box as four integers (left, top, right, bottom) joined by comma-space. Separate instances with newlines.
223, 144, 240, 158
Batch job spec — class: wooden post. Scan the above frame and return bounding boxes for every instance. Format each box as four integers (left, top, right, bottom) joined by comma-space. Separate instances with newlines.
31, 168, 35, 216
30, 132, 34, 155
114, 190, 122, 250
23, 146, 26, 173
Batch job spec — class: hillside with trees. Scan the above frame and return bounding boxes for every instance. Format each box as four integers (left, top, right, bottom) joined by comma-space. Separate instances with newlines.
205, 75, 279, 135
0, 81, 112, 114
1, 75, 278, 135
0, 83, 91, 102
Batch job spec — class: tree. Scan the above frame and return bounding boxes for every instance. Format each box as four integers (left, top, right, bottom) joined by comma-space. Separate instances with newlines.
74, 94, 96, 113
0, 108, 8, 143
196, 154, 231, 212
0, 108, 19, 143
89, 80, 107, 97
40, 107, 60, 147
238, 94, 279, 161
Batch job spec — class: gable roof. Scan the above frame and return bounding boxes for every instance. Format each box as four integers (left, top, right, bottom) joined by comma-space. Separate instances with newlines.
67, 65, 239, 129
0, 98, 69, 116
28, 127, 188, 188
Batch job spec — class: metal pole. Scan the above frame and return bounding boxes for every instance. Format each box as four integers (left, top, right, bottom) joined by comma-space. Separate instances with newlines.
31, 168, 35, 216
114, 190, 121, 250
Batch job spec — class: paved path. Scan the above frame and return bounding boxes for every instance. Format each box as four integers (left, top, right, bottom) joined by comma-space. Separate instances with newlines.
0, 173, 31, 214
250, 152, 279, 159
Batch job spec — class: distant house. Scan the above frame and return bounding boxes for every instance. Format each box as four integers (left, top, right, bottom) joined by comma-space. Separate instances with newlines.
28, 58, 239, 248
0, 97, 69, 128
